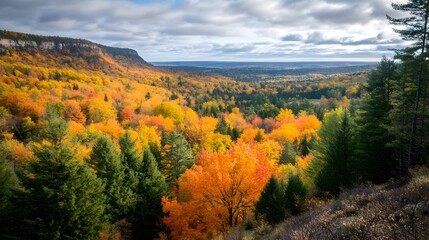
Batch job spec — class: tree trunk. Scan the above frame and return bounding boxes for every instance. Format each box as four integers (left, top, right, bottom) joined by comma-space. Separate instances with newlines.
418, 75, 429, 162
407, 3, 429, 169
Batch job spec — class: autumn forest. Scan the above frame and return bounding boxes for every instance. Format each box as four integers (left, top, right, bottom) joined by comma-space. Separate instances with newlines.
1, 1, 429, 240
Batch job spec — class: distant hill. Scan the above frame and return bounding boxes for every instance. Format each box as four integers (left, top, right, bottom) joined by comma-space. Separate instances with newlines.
0, 30, 236, 108
153, 61, 377, 82
152, 61, 376, 69
0, 30, 150, 70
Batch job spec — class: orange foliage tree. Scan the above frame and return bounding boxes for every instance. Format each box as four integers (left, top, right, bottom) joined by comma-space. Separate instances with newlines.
89, 119, 124, 141
0, 91, 44, 121
162, 143, 276, 239
239, 128, 266, 143
295, 114, 321, 140
120, 105, 134, 123
63, 100, 86, 124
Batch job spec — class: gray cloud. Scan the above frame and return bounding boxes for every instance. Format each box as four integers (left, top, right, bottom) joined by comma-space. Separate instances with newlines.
281, 34, 303, 42
211, 43, 257, 54
0, 0, 408, 61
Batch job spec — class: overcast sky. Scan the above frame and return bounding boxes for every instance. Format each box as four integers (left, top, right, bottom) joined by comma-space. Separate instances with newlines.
1, 0, 409, 62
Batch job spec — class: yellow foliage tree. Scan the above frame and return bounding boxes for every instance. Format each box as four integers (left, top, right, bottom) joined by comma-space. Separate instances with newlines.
276, 108, 295, 122
154, 102, 184, 124
255, 140, 282, 164
81, 98, 116, 124
269, 123, 300, 145
200, 132, 232, 152
137, 123, 161, 149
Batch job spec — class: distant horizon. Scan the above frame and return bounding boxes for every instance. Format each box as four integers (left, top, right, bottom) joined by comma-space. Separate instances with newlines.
151, 60, 379, 63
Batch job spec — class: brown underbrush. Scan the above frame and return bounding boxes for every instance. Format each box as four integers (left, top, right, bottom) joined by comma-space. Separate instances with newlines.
223, 168, 429, 240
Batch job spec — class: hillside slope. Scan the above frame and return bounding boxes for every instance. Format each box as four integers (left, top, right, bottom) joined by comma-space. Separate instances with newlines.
0, 30, 148, 69
0, 30, 236, 107
225, 170, 429, 240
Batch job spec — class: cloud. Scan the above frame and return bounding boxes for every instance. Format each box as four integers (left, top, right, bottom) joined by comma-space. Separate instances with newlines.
211, 43, 257, 54
281, 34, 303, 42
0, 0, 408, 61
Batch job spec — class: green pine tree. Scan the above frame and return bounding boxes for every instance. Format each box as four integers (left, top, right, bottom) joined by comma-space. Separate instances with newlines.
255, 175, 286, 225
310, 108, 356, 195
0, 155, 20, 239
149, 141, 163, 169
279, 141, 297, 165
89, 136, 135, 220
284, 174, 307, 215
215, 116, 230, 135
132, 149, 168, 239
0, 156, 18, 214
231, 127, 241, 141
161, 131, 194, 189
300, 137, 312, 157
254, 129, 263, 142
388, 0, 429, 167
18, 115, 105, 240
119, 131, 142, 193
356, 58, 397, 182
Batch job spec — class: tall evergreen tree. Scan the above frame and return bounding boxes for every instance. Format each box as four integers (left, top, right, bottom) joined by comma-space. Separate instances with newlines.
0, 155, 20, 239
254, 129, 264, 142
388, 0, 429, 167
89, 136, 134, 220
279, 140, 297, 165
132, 149, 168, 239
149, 141, 163, 169
388, 63, 415, 174
161, 131, 194, 189
309, 108, 356, 195
284, 174, 307, 215
231, 127, 241, 141
215, 116, 230, 135
357, 58, 397, 182
0, 156, 18, 216
18, 115, 105, 239
255, 175, 286, 225
119, 132, 142, 193
300, 137, 310, 157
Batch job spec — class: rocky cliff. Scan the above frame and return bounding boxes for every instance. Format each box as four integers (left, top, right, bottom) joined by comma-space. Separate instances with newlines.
0, 30, 147, 65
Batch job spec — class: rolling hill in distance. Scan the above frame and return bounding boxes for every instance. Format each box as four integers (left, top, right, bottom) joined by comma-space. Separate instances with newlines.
152, 61, 376, 70
153, 61, 377, 82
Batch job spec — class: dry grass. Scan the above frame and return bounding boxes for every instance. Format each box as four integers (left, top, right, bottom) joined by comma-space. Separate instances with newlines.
223, 169, 429, 240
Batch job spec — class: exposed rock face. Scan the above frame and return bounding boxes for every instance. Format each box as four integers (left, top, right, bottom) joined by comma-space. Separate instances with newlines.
0, 38, 97, 50
0, 30, 144, 62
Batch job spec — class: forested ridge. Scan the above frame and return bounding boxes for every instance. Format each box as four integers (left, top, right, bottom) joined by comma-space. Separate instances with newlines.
0, 1, 429, 239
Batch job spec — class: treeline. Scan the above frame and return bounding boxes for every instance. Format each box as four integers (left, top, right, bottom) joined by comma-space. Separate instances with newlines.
161, 63, 374, 82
